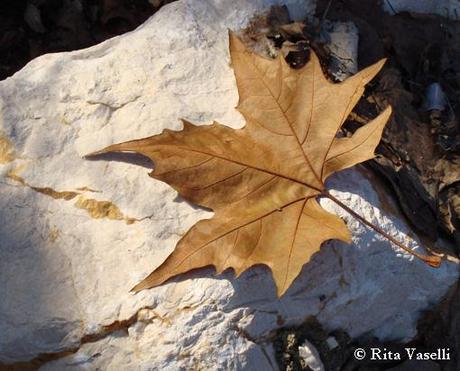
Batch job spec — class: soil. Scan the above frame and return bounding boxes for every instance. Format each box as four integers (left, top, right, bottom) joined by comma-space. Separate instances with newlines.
272, 287, 458, 370
0, 0, 174, 81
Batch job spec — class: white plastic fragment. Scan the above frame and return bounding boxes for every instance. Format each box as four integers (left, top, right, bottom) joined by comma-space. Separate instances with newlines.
298, 339, 325, 371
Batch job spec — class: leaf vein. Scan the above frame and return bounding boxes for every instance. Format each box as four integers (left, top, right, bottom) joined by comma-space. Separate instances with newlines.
282, 197, 308, 291
156, 157, 214, 177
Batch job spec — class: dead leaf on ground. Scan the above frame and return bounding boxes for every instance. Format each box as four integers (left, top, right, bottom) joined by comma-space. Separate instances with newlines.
88, 32, 391, 296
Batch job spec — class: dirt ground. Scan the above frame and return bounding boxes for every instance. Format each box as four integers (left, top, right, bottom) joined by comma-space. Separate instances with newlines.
0, 0, 175, 80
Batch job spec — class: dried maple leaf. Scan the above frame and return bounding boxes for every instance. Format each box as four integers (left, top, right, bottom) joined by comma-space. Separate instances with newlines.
88, 32, 440, 296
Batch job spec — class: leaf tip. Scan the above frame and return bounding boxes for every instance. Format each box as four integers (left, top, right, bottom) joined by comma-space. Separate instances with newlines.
83, 148, 111, 158
129, 286, 140, 293
275, 286, 288, 298
362, 57, 388, 84
180, 118, 195, 130
130, 280, 148, 293
376, 57, 388, 69
82, 152, 97, 159
342, 232, 353, 245
375, 104, 393, 129
384, 104, 393, 115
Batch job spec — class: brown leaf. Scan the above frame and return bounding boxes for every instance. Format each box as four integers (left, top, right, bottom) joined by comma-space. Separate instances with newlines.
88, 32, 391, 296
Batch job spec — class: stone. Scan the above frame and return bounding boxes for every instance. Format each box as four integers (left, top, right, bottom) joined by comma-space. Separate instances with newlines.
0, 0, 457, 369
324, 21, 358, 81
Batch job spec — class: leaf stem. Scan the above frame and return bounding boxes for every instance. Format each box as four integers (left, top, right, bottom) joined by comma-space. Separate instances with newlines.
322, 191, 442, 268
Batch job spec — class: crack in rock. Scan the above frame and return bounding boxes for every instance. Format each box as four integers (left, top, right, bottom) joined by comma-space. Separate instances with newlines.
85, 95, 141, 111
6, 168, 140, 224
0, 305, 159, 370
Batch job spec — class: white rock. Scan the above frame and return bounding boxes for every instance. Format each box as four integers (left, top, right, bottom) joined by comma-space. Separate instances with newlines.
0, 0, 457, 369
298, 339, 324, 371
382, 0, 460, 19
325, 21, 359, 81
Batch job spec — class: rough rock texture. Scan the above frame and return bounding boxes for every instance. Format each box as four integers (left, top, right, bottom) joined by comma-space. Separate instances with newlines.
325, 21, 358, 81
0, 0, 457, 369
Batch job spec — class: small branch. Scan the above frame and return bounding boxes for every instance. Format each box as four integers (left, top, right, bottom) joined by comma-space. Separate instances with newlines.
322, 191, 442, 268
385, 0, 397, 15
321, 0, 334, 21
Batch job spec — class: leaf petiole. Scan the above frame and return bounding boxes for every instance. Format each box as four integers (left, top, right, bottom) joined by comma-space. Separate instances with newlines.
322, 191, 442, 268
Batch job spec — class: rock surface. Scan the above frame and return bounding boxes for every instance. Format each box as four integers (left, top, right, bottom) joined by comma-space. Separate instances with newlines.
0, 0, 457, 369
325, 21, 358, 81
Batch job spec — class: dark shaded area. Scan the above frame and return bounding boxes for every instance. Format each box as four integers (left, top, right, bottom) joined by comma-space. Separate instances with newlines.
314, 0, 460, 251
262, 3, 459, 370
274, 316, 352, 371
242, 1, 460, 251
415, 282, 460, 371
273, 313, 452, 370
0, 0, 175, 80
